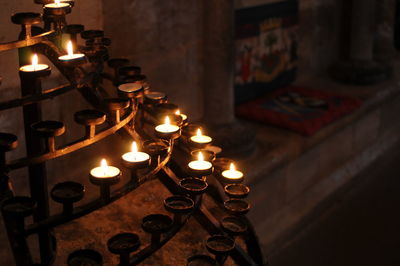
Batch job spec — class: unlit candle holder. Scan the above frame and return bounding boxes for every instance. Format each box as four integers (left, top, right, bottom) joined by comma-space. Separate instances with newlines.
224, 184, 250, 199
74, 110, 106, 139
50, 181, 85, 215
1, 196, 36, 232
205, 235, 235, 264
67, 249, 103, 266
164, 195, 194, 224
221, 216, 248, 237
107, 232, 140, 265
31, 120, 65, 152
186, 254, 218, 266
224, 199, 250, 216
179, 177, 208, 198
142, 214, 173, 246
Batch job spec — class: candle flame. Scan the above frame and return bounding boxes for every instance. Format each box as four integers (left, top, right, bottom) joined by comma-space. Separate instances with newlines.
196, 128, 202, 137
165, 116, 170, 125
229, 163, 236, 172
198, 152, 204, 161
32, 54, 38, 66
131, 141, 138, 153
175, 110, 180, 115
101, 159, 108, 175
67, 41, 74, 57
55, 0, 60, 6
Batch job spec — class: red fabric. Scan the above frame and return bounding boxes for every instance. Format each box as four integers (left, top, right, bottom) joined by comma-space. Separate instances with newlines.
236, 86, 362, 136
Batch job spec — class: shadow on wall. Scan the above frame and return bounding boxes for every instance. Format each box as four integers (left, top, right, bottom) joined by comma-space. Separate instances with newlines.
102, 0, 204, 121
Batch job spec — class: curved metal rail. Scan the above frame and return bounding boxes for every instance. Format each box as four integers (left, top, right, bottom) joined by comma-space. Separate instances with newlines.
7, 109, 136, 170
0, 84, 77, 111
0, 31, 54, 52
160, 166, 265, 266
129, 196, 201, 265
24, 141, 174, 236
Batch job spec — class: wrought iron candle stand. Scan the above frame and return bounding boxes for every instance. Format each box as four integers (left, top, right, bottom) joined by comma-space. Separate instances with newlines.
0, 1, 265, 265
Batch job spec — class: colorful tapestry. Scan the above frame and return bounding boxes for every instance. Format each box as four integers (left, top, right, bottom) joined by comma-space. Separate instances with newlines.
236, 86, 363, 136
235, 1, 298, 104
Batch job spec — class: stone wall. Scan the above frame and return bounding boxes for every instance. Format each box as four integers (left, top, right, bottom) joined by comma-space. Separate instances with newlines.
102, 0, 204, 121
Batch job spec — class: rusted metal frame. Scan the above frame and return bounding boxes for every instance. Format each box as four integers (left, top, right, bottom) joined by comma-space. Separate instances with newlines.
196, 205, 259, 266
0, 84, 76, 111
23, 141, 174, 236
7, 109, 135, 171
123, 165, 202, 265
128, 196, 201, 265
0, 31, 54, 52
19, 45, 54, 264
0, 71, 101, 112
165, 151, 266, 265
206, 177, 266, 265
0, 177, 25, 265
1, 215, 34, 266
160, 166, 261, 266
210, 181, 265, 265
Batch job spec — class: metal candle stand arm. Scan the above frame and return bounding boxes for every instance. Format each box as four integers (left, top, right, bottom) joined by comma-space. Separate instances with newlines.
23, 144, 174, 236
158, 166, 264, 266
6, 109, 135, 171
0, 31, 54, 52
161, 143, 265, 265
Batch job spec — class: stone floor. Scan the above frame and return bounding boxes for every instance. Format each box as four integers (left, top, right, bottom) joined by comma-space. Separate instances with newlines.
269, 141, 400, 266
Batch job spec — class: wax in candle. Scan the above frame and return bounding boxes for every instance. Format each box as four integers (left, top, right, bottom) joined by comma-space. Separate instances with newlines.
90, 159, 120, 178
146, 92, 165, 100
155, 116, 180, 133
222, 163, 244, 180
122, 141, 150, 162
175, 110, 187, 121
45, 0, 70, 8
190, 129, 212, 144
118, 83, 143, 93
188, 152, 212, 170
19, 54, 49, 72
59, 41, 85, 61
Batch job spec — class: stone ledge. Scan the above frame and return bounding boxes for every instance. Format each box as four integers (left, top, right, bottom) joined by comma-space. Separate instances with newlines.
241, 76, 400, 186
238, 74, 400, 257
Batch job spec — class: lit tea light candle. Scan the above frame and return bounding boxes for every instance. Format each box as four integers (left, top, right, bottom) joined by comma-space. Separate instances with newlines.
45, 0, 70, 8
89, 159, 121, 200
19, 54, 49, 72
175, 109, 187, 122
222, 163, 244, 183
155, 116, 181, 140
122, 141, 150, 164
90, 159, 120, 179
188, 152, 213, 172
155, 116, 180, 134
190, 128, 212, 146
59, 41, 85, 61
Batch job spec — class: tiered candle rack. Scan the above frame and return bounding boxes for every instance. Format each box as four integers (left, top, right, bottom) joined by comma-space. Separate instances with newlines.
0, 1, 265, 265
